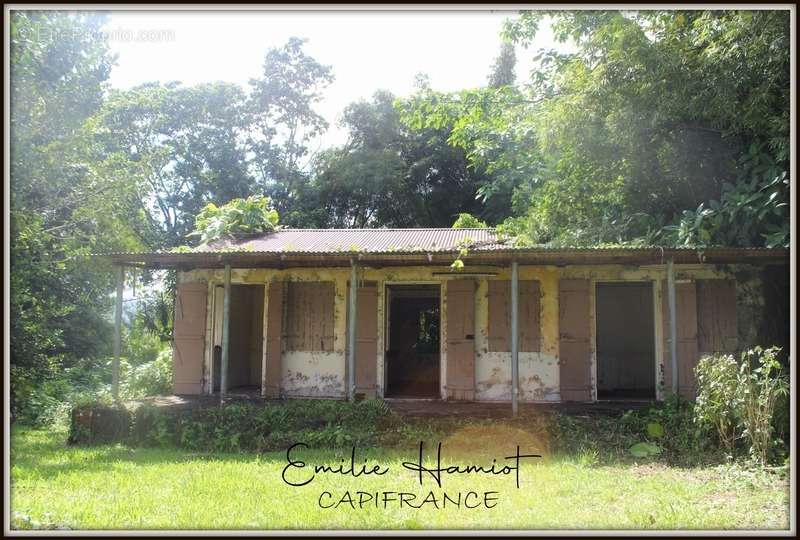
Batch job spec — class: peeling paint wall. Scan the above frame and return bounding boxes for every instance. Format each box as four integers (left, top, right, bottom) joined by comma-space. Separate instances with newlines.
474, 277, 559, 402
177, 262, 768, 402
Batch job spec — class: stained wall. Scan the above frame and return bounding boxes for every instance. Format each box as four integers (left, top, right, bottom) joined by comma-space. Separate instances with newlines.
177, 262, 767, 401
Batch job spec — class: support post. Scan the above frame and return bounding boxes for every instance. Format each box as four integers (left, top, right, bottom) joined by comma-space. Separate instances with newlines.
220, 264, 232, 404
511, 260, 519, 416
112, 265, 124, 401
666, 259, 678, 395
348, 260, 358, 402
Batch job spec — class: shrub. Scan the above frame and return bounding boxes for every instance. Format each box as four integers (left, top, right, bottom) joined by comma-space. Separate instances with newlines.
695, 353, 742, 453
451, 213, 488, 229
128, 398, 401, 452
618, 394, 707, 463
738, 347, 789, 465
129, 403, 179, 447
694, 346, 789, 465
189, 195, 280, 245
122, 348, 173, 399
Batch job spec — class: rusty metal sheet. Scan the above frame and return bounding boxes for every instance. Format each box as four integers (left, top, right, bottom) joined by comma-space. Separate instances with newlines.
173, 282, 207, 395
697, 279, 738, 354
206, 228, 501, 254
264, 282, 283, 398
446, 279, 476, 400
558, 279, 592, 401
662, 281, 699, 398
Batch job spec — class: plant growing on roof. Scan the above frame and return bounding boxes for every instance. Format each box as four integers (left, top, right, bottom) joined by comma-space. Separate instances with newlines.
188, 195, 280, 245
451, 213, 488, 229
450, 237, 474, 271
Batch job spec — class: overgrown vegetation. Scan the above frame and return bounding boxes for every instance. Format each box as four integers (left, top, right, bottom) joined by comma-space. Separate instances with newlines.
695, 347, 789, 465
65, 386, 790, 471
188, 195, 281, 245
71, 399, 400, 452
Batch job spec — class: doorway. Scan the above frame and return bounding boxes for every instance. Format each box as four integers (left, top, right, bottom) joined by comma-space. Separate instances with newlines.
595, 282, 656, 400
385, 284, 441, 398
212, 284, 264, 393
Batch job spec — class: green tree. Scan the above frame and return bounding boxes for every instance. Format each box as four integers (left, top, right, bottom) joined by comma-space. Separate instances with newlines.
487, 41, 517, 88
247, 37, 334, 224
400, 10, 790, 247
86, 82, 255, 248
9, 12, 140, 421
311, 90, 495, 227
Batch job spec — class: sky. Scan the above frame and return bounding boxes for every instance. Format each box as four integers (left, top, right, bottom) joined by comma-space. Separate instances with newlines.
106, 9, 560, 148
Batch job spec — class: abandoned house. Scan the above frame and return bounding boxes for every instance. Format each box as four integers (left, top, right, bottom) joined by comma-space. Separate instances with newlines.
105, 228, 789, 407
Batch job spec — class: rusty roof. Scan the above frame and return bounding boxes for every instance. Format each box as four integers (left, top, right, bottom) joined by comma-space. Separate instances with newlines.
100, 228, 789, 269
202, 228, 505, 253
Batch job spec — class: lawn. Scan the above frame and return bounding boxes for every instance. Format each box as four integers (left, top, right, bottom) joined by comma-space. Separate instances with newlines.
10, 424, 790, 531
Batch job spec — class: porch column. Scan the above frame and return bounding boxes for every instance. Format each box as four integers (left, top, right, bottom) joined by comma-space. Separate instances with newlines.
220, 264, 232, 404
347, 260, 358, 402
511, 260, 519, 416
112, 265, 124, 401
666, 259, 678, 395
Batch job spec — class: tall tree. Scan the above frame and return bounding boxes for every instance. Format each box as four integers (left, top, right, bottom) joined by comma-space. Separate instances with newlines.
87, 82, 254, 247
247, 37, 334, 224
487, 41, 517, 88
9, 12, 131, 419
400, 10, 790, 247
310, 90, 494, 228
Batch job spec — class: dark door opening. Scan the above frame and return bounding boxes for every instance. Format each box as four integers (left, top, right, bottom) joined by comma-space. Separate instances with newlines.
385, 284, 441, 398
212, 284, 264, 394
596, 282, 656, 400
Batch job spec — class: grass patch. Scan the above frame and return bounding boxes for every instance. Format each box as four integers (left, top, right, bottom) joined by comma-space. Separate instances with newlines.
10, 421, 789, 530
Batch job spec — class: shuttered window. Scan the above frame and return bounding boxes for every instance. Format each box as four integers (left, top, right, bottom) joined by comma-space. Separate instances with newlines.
284, 282, 335, 352
487, 280, 541, 352
696, 279, 738, 354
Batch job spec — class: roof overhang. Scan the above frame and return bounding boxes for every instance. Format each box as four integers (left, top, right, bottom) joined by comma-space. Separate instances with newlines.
103, 247, 789, 270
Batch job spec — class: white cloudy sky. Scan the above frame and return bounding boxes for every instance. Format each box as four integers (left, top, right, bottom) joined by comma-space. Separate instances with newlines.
106, 9, 562, 147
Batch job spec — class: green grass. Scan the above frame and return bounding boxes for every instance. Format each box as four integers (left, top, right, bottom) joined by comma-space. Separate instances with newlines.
10, 425, 789, 530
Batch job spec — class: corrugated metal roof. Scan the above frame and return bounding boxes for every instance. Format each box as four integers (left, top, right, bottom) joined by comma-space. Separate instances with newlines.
98, 228, 788, 268
202, 228, 505, 254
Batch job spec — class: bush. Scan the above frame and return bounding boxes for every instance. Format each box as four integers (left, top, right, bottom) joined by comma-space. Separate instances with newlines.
74, 398, 399, 452
550, 395, 711, 466
738, 347, 789, 465
451, 213, 488, 229
188, 195, 280, 245
176, 399, 397, 452
122, 348, 173, 399
695, 353, 742, 453
694, 346, 789, 465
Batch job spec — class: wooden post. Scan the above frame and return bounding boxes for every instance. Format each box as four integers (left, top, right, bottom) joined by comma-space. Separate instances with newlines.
348, 260, 358, 402
511, 260, 519, 416
667, 259, 678, 395
112, 265, 124, 401
220, 264, 232, 404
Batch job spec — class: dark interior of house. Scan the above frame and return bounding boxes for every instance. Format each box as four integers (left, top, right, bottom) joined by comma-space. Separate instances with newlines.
596, 282, 656, 400
385, 285, 440, 398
